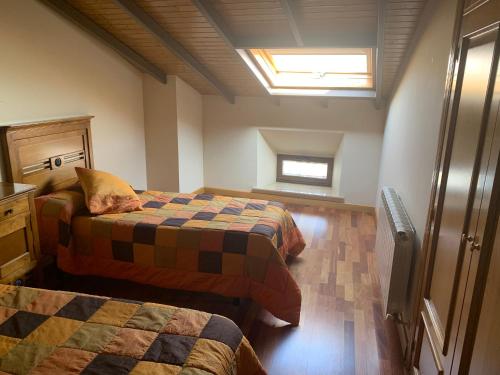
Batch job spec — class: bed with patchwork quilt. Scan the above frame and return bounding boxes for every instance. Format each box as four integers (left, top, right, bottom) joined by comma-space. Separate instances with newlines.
36, 190, 305, 325
0, 284, 264, 374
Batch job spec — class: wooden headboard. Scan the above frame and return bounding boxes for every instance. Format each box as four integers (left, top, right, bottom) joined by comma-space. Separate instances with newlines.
0, 116, 94, 196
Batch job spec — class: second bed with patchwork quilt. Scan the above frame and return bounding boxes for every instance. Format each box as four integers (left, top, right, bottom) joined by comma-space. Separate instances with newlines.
0, 285, 264, 374
36, 190, 305, 325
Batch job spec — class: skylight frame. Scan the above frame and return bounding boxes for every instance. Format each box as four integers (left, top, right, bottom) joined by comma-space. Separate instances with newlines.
262, 48, 373, 75
237, 47, 376, 97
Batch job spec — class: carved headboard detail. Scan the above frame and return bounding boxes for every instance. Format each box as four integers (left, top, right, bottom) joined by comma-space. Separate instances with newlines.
0, 116, 94, 196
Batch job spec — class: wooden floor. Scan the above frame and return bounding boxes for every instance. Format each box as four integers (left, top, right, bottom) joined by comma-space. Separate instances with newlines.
248, 205, 404, 375
61, 204, 404, 375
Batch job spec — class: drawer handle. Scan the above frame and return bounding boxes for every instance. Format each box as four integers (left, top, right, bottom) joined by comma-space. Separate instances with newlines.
4, 209, 13, 217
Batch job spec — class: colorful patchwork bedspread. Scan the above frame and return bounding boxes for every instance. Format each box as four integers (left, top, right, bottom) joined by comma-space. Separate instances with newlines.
0, 285, 264, 374
36, 190, 305, 325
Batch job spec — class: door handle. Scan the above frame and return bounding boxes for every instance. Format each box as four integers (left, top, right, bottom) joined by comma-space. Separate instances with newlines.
461, 233, 474, 243
462, 234, 480, 251
471, 242, 481, 252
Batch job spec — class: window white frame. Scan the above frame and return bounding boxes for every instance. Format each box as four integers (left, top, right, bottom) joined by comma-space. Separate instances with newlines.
277, 154, 334, 187
237, 48, 376, 98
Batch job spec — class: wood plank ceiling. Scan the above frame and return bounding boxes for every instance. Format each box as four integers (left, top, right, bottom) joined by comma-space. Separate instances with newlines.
59, 0, 427, 101
382, 0, 427, 97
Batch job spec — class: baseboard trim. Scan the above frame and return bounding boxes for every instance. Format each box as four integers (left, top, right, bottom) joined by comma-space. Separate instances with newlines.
190, 186, 205, 195
251, 187, 345, 203
192, 186, 375, 213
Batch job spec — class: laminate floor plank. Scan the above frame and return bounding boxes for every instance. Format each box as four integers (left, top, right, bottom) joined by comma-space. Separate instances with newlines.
248, 205, 404, 375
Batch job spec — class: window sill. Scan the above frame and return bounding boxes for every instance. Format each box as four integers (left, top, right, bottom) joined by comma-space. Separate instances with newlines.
252, 183, 344, 203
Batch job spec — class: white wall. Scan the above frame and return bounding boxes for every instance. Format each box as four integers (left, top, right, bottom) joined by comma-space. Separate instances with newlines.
203, 95, 385, 206
377, 0, 458, 242
143, 76, 204, 193
333, 139, 344, 196
0, 0, 147, 188
203, 105, 258, 190
340, 133, 383, 205
256, 132, 277, 187
177, 77, 204, 193
259, 128, 343, 157
376, 0, 459, 331
143, 75, 179, 192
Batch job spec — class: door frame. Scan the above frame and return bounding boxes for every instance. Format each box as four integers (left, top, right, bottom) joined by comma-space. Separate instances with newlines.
411, 0, 500, 369
458, 17, 500, 372
409, 0, 466, 367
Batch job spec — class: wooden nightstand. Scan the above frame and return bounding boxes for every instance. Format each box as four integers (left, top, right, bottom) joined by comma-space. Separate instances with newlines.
0, 182, 39, 285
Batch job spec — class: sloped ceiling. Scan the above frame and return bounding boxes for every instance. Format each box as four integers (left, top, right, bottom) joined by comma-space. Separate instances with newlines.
260, 128, 343, 157
50, 0, 427, 101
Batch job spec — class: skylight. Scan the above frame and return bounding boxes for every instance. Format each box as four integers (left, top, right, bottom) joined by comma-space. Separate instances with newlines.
272, 53, 368, 74
237, 48, 375, 97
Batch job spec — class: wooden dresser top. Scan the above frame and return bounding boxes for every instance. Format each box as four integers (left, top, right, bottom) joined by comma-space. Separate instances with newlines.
0, 182, 36, 201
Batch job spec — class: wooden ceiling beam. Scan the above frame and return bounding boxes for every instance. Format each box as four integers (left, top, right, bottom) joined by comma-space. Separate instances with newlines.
114, 0, 235, 104
39, 0, 167, 84
191, 0, 268, 96
387, 0, 437, 103
375, 0, 385, 109
279, 0, 304, 47
193, 1, 375, 50
191, 0, 236, 48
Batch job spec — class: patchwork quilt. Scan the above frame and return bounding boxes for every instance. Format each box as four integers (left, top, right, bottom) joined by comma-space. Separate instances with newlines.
0, 285, 265, 375
36, 190, 305, 325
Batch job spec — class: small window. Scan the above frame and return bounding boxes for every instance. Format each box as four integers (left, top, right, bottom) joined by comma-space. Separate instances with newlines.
277, 154, 333, 186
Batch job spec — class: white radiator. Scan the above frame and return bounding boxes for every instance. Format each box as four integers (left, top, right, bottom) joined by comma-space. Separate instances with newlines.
375, 187, 415, 318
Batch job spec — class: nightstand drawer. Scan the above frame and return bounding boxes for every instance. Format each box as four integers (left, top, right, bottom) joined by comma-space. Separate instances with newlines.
0, 253, 30, 279
0, 214, 27, 239
0, 229, 27, 265
0, 183, 39, 285
0, 196, 29, 223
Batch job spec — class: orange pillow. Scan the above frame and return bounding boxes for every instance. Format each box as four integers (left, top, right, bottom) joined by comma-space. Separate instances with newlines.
75, 167, 143, 214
